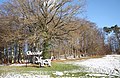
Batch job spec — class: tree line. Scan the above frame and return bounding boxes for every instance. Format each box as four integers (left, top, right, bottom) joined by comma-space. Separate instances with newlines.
0, 0, 119, 64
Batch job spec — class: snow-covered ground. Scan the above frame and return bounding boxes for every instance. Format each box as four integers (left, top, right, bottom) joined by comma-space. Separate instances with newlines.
0, 72, 50, 78
0, 55, 120, 77
70, 55, 120, 76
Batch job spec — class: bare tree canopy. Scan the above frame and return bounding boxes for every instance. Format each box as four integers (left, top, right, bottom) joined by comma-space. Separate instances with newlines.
0, 0, 86, 58
0, 0, 84, 42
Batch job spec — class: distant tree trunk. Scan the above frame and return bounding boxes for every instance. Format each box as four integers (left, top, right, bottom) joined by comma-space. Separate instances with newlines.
18, 43, 22, 63
57, 52, 60, 60
14, 42, 18, 63
4, 47, 7, 64
73, 47, 76, 58
64, 49, 67, 59
0, 52, 2, 64
8, 45, 12, 63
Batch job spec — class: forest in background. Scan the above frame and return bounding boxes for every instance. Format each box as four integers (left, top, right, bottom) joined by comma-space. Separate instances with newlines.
0, 0, 120, 64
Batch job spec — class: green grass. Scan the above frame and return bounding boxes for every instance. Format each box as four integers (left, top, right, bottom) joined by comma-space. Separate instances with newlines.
0, 62, 79, 72
0, 62, 85, 77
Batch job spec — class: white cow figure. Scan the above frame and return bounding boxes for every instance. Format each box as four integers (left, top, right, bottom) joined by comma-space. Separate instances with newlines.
35, 56, 52, 67
26, 51, 53, 67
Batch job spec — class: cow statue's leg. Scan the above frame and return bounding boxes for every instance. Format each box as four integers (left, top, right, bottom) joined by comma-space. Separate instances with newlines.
41, 60, 45, 67
47, 59, 51, 67
39, 62, 41, 67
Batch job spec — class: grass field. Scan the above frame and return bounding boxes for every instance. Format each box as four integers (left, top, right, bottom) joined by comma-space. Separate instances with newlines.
1, 56, 115, 78
0, 62, 88, 77
0, 56, 105, 78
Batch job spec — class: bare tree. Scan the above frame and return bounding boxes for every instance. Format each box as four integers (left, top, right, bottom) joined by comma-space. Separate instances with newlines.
1, 0, 85, 58
104, 25, 120, 54
68, 20, 106, 57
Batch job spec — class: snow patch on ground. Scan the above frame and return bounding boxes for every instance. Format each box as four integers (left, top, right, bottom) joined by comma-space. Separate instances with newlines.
0, 64, 31, 66
72, 55, 120, 76
9, 64, 26, 66
9, 64, 31, 66
0, 72, 50, 78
